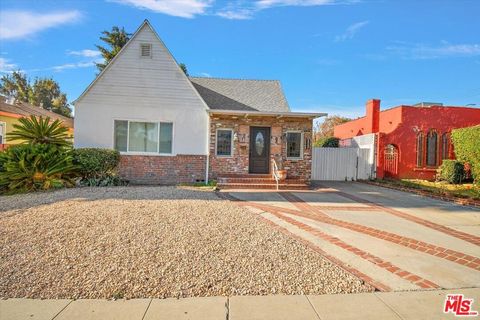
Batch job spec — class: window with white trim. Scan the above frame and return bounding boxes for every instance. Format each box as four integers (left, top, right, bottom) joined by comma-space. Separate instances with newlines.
114, 120, 173, 154
0, 121, 5, 144
286, 132, 303, 159
216, 129, 233, 156
140, 43, 152, 57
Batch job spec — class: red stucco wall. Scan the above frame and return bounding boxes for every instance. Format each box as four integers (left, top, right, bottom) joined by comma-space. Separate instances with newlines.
334, 100, 480, 180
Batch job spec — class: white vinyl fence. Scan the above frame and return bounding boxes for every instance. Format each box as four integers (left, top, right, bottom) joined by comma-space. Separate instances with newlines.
311, 147, 373, 181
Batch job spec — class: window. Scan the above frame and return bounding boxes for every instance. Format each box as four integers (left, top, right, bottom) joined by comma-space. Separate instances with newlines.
416, 132, 424, 167
426, 130, 438, 167
114, 120, 173, 154
441, 132, 450, 160
216, 129, 233, 156
287, 132, 302, 159
140, 43, 152, 57
0, 122, 5, 144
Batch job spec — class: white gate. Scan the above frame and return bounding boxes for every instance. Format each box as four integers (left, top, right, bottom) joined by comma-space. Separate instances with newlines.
311, 147, 373, 181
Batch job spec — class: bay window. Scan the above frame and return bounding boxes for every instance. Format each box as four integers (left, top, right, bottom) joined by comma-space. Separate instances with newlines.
114, 120, 173, 154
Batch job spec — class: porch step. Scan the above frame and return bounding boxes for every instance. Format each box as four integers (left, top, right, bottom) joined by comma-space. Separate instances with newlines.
216, 174, 310, 190
217, 182, 310, 190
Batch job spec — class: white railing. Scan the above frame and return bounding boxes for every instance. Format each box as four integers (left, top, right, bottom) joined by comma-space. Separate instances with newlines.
272, 158, 280, 190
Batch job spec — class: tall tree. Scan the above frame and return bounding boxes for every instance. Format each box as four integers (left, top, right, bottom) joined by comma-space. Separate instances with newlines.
179, 63, 189, 76
314, 115, 352, 141
95, 26, 131, 71
0, 71, 72, 118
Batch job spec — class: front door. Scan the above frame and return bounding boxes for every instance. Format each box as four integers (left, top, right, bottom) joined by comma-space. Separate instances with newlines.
249, 127, 270, 174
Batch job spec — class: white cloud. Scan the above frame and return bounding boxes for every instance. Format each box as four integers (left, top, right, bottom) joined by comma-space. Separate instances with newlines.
335, 20, 369, 42
0, 57, 17, 73
0, 10, 82, 40
110, 0, 212, 18
217, 0, 353, 20
199, 72, 212, 77
386, 42, 480, 59
67, 49, 101, 58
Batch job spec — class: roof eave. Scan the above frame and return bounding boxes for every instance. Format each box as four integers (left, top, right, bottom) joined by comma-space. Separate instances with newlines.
207, 109, 327, 119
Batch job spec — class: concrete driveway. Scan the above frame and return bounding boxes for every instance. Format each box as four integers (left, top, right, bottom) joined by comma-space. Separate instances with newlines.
223, 182, 480, 292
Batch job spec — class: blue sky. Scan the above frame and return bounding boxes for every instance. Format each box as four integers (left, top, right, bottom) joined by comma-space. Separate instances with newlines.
0, 0, 479, 118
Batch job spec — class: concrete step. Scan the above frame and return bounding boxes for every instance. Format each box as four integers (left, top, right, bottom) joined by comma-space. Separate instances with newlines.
217, 182, 310, 190
218, 177, 307, 184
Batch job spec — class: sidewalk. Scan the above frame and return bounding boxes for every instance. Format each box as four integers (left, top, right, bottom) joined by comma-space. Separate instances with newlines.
1, 288, 478, 320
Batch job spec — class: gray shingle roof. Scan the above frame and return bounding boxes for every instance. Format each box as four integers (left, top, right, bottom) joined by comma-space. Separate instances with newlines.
189, 77, 290, 113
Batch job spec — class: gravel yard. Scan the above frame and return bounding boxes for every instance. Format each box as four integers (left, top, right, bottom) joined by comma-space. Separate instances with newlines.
0, 186, 373, 299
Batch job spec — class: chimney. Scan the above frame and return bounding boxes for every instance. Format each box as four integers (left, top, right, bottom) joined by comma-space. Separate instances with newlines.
365, 99, 380, 133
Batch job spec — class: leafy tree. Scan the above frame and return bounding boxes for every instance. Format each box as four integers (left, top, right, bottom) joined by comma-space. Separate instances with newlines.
314, 115, 351, 141
179, 63, 189, 76
0, 71, 30, 102
95, 26, 131, 71
0, 72, 72, 117
314, 136, 340, 148
7, 116, 71, 147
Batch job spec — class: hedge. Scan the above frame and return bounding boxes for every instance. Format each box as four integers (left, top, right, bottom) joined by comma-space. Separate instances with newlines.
72, 148, 120, 179
451, 125, 480, 183
437, 160, 465, 184
314, 136, 339, 148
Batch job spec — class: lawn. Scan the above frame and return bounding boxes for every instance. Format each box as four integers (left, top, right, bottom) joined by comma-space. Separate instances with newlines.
0, 186, 372, 299
375, 179, 480, 201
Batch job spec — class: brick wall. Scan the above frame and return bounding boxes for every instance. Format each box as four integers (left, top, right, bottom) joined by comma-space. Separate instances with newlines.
209, 115, 313, 181
119, 154, 206, 184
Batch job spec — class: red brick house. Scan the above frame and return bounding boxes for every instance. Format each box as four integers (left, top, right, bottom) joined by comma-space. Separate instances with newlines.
74, 20, 325, 188
334, 99, 480, 180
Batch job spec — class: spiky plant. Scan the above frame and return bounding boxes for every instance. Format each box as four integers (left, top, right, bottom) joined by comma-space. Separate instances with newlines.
0, 144, 77, 194
7, 115, 71, 146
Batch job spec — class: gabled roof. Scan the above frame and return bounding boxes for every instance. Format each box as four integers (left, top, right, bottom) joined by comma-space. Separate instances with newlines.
0, 96, 74, 128
190, 77, 290, 113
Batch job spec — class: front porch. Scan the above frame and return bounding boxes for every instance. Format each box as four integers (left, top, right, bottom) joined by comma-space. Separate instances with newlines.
208, 110, 323, 189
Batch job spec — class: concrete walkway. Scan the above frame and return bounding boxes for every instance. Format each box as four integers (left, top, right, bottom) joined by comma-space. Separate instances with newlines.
224, 182, 480, 292
1, 288, 479, 320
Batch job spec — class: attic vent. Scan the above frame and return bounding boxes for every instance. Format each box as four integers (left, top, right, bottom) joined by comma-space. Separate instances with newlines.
140, 43, 152, 57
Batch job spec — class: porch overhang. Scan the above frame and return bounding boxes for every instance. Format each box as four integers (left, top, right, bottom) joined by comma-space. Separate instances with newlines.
207, 109, 327, 119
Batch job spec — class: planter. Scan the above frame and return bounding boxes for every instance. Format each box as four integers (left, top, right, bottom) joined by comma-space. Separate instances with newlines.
277, 170, 287, 181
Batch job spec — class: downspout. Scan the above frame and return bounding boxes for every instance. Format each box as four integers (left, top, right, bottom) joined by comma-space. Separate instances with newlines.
205, 111, 210, 184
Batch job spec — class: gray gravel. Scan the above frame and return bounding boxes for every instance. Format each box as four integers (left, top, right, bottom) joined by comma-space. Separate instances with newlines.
0, 186, 373, 299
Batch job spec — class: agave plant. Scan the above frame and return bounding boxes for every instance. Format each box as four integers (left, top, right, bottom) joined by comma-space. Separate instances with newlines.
7, 115, 71, 147
0, 144, 77, 194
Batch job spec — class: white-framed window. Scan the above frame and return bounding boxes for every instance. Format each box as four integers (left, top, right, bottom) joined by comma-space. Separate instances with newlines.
140, 43, 152, 57
0, 121, 5, 144
114, 120, 173, 155
286, 131, 303, 160
216, 129, 233, 157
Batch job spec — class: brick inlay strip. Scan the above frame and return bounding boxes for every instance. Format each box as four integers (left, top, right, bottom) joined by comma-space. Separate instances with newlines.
216, 192, 392, 292
279, 192, 480, 272
332, 190, 480, 246
266, 207, 439, 290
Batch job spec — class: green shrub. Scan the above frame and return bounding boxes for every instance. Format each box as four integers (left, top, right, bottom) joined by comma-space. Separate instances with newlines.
451, 125, 480, 184
437, 160, 465, 184
0, 144, 77, 194
73, 148, 120, 179
314, 136, 340, 148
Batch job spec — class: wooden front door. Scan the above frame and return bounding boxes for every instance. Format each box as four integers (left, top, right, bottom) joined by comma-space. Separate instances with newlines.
249, 127, 270, 174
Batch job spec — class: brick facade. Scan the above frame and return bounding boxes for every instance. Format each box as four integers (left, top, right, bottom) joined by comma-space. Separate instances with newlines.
119, 154, 206, 184
209, 115, 313, 181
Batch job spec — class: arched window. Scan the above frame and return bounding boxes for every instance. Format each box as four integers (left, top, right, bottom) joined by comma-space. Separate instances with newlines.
426, 130, 438, 167
441, 132, 450, 160
416, 132, 424, 167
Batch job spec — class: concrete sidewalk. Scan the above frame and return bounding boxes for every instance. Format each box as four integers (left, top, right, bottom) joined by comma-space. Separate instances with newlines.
1, 288, 479, 320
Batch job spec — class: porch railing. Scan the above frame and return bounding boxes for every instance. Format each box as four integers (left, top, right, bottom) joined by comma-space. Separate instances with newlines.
271, 158, 280, 190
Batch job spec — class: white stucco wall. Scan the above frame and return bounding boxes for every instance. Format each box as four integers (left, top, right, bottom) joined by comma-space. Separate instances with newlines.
74, 23, 209, 155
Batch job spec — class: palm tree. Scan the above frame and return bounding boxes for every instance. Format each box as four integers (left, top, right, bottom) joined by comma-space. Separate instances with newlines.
95, 26, 132, 71
8, 116, 71, 147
